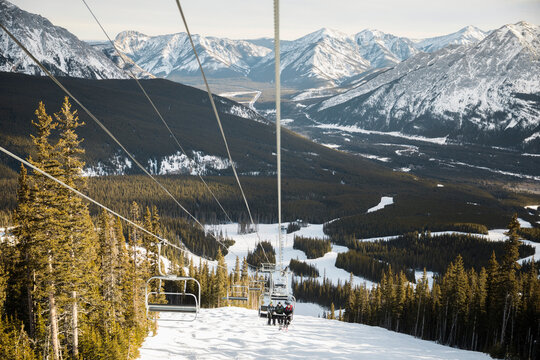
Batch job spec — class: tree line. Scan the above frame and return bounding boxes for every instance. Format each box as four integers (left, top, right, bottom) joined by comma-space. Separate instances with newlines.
333, 232, 535, 281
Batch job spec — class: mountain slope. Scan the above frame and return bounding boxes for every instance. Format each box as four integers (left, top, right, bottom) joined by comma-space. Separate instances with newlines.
313, 22, 540, 151
0, 72, 275, 176
0, 0, 126, 79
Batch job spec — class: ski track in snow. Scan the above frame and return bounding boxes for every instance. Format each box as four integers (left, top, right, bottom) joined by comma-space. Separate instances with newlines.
138, 307, 491, 360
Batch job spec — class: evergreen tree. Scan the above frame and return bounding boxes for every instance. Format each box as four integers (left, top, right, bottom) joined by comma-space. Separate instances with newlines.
215, 249, 228, 307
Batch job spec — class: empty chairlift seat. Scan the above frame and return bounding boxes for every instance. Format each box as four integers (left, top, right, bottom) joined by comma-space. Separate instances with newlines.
146, 275, 201, 321
223, 284, 249, 302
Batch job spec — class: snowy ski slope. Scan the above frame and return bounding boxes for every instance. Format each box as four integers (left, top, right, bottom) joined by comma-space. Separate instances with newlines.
138, 307, 491, 360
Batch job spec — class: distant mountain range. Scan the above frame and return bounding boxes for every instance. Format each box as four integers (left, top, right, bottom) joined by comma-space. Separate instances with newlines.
0, 0, 538, 151
103, 25, 490, 88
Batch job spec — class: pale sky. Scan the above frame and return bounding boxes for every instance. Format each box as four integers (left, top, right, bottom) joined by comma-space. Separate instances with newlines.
9, 0, 540, 40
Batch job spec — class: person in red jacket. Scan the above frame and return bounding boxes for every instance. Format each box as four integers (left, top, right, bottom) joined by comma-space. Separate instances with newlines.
284, 302, 293, 327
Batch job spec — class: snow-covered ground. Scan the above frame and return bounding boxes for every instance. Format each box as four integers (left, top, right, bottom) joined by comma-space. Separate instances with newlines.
203, 212, 539, 291
294, 302, 327, 317
138, 307, 491, 360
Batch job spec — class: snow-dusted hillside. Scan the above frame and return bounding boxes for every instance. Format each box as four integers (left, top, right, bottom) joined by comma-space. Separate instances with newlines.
83, 150, 234, 177
314, 21, 540, 150
111, 30, 270, 78
138, 307, 491, 360
0, 0, 126, 79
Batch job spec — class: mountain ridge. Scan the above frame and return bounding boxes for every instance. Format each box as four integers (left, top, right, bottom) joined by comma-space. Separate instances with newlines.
0, 0, 126, 79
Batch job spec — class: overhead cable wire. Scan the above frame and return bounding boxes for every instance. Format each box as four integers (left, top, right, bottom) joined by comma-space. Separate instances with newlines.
80, 0, 233, 224
0, 22, 260, 270
173, 0, 271, 265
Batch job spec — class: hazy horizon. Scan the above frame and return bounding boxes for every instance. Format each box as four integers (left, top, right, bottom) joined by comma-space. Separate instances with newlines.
7, 0, 540, 42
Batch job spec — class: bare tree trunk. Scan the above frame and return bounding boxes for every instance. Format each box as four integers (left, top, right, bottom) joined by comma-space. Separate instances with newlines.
72, 290, 79, 359
441, 301, 448, 343
133, 236, 138, 322
500, 294, 510, 344
414, 296, 421, 337
471, 314, 476, 350
48, 258, 60, 360
421, 308, 425, 339
26, 269, 35, 337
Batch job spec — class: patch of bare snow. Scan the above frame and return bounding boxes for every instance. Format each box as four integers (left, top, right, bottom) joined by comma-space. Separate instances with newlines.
367, 196, 394, 213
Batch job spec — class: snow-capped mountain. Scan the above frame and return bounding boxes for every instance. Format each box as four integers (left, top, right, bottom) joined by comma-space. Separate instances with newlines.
0, 0, 126, 79
112, 30, 270, 79
355, 30, 418, 68
250, 28, 371, 88
313, 22, 540, 150
415, 25, 489, 52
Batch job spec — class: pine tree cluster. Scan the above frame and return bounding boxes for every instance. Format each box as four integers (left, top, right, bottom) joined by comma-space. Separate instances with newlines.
293, 236, 332, 259
289, 259, 319, 277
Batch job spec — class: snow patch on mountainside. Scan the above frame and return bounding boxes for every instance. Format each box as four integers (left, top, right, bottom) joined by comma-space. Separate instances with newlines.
315, 123, 448, 144
367, 196, 394, 213
83, 153, 132, 176
148, 151, 232, 175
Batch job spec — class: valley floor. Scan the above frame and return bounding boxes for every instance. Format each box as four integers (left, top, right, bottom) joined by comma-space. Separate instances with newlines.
138, 307, 491, 360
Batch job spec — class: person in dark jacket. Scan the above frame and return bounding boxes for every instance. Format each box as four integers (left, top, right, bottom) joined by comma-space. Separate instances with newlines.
284, 302, 293, 327
267, 301, 275, 325
275, 302, 284, 325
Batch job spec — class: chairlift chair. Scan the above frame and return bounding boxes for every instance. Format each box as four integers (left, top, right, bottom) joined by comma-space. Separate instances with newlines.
249, 279, 266, 291
223, 284, 249, 302
145, 242, 201, 321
